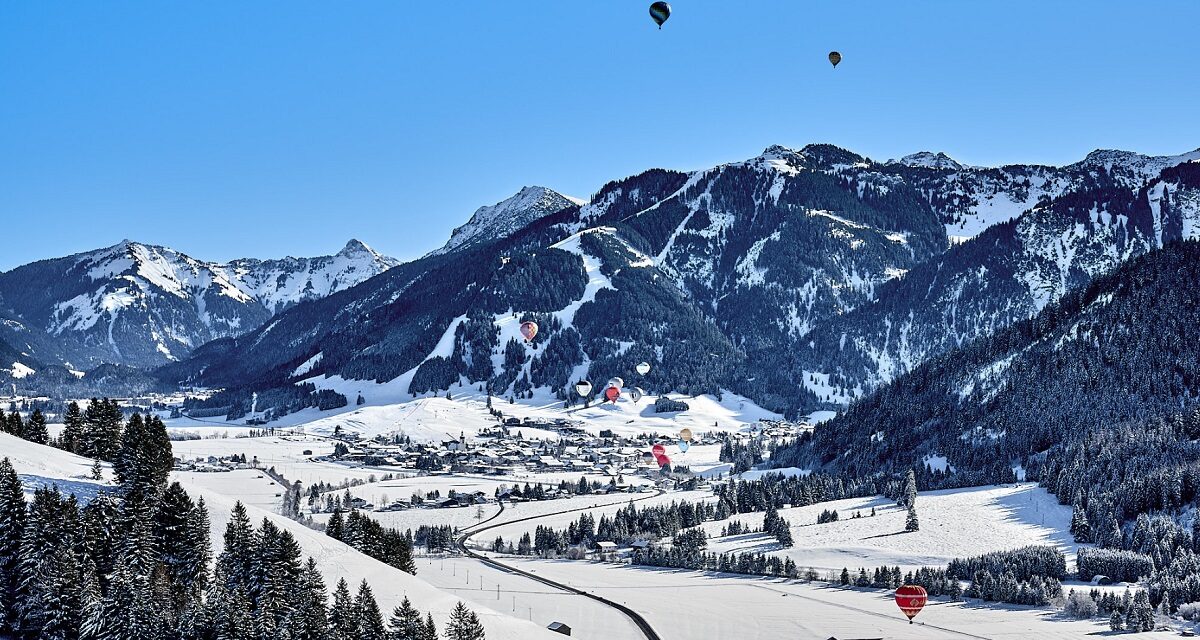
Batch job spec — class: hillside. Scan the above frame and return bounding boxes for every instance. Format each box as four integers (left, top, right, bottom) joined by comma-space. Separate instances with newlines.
774, 239, 1200, 484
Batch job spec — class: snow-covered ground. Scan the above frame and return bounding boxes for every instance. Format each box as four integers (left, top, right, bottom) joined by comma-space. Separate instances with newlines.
702, 484, 1080, 572
492, 558, 1108, 639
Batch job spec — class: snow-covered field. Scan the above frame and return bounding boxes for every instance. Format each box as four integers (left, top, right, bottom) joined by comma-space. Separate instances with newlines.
492, 557, 1108, 639
703, 484, 1080, 572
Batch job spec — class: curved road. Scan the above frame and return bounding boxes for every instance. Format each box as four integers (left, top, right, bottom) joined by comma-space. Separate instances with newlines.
455, 490, 666, 640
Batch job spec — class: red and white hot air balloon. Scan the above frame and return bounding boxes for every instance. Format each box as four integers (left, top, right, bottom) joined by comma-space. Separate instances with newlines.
894, 585, 928, 623
519, 321, 538, 341
604, 385, 621, 403
651, 444, 666, 457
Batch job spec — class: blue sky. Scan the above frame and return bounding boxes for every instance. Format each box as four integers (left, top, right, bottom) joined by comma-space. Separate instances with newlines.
2, 1, 1198, 270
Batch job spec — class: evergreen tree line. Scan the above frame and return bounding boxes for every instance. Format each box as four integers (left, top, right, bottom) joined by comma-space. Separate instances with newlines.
325, 510, 417, 574
631, 545, 801, 579
0, 408, 49, 445
835, 566, 962, 598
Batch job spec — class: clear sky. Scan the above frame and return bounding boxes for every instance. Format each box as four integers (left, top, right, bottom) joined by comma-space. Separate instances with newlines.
2, 1, 1198, 270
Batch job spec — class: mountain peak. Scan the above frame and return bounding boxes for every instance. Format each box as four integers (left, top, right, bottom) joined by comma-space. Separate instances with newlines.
895, 151, 963, 170
430, 186, 579, 256
337, 238, 376, 257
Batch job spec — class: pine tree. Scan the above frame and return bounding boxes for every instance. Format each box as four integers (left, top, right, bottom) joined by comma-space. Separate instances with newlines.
901, 470, 918, 509
21, 409, 48, 445
1070, 501, 1092, 543
388, 596, 424, 640
61, 401, 84, 453
906, 505, 920, 532
1109, 609, 1124, 631
328, 578, 357, 640
444, 602, 486, 640
0, 458, 26, 634
355, 580, 387, 640
419, 613, 438, 640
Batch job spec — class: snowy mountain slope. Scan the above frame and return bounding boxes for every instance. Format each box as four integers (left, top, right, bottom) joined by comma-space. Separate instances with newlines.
777, 239, 1200, 478
223, 239, 401, 313
0, 239, 397, 368
791, 160, 1200, 402
429, 186, 581, 257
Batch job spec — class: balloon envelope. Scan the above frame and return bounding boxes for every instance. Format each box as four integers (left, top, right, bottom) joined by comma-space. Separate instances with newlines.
630, 387, 644, 403
519, 321, 538, 341
607, 377, 624, 389
604, 386, 621, 403
828, 51, 842, 68
651, 444, 666, 457
679, 427, 693, 442
656, 454, 671, 468
636, 362, 651, 375
575, 381, 593, 397
649, 2, 671, 28
894, 585, 928, 621
642, 451, 656, 463
679, 440, 690, 453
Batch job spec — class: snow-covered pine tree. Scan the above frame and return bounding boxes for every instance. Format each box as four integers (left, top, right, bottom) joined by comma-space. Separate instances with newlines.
355, 580, 388, 640
444, 602, 486, 640
22, 409, 48, 445
328, 578, 357, 640
906, 505, 920, 532
0, 458, 25, 634
387, 596, 424, 640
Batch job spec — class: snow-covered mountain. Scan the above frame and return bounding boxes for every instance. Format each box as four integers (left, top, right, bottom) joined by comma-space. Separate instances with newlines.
429, 186, 582, 256
224, 239, 401, 313
0, 240, 398, 368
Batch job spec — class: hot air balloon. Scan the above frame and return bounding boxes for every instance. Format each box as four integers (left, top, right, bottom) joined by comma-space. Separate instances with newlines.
649, 2, 671, 29
636, 362, 651, 375
679, 428, 693, 442
894, 585, 927, 623
679, 440, 690, 453
604, 386, 621, 403
656, 454, 671, 469
651, 444, 666, 457
519, 321, 538, 341
607, 377, 624, 389
828, 51, 842, 68
642, 451, 656, 464
630, 387, 645, 403
575, 380, 593, 397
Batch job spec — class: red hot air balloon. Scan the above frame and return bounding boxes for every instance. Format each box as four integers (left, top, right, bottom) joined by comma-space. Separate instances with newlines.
519, 321, 538, 341
651, 444, 666, 457
894, 585, 927, 623
604, 385, 620, 403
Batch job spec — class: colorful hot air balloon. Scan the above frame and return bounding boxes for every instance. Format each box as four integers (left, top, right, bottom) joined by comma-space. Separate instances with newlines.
649, 2, 671, 29
656, 454, 671, 469
575, 380, 593, 397
679, 440, 690, 453
636, 362, 651, 375
642, 451, 656, 464
604, 386, 621, 403
606, 377, 624, 389
651, 444, 666, 457
679, 428, 693, 442
828, 51, 842, 68
894, 585, 928, 623
630, 387, 644, 403
519, 321, 538, 341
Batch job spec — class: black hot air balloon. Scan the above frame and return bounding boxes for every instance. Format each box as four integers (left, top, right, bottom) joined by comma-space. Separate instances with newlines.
649, 2, 671, 29
828, 51, 842, 68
